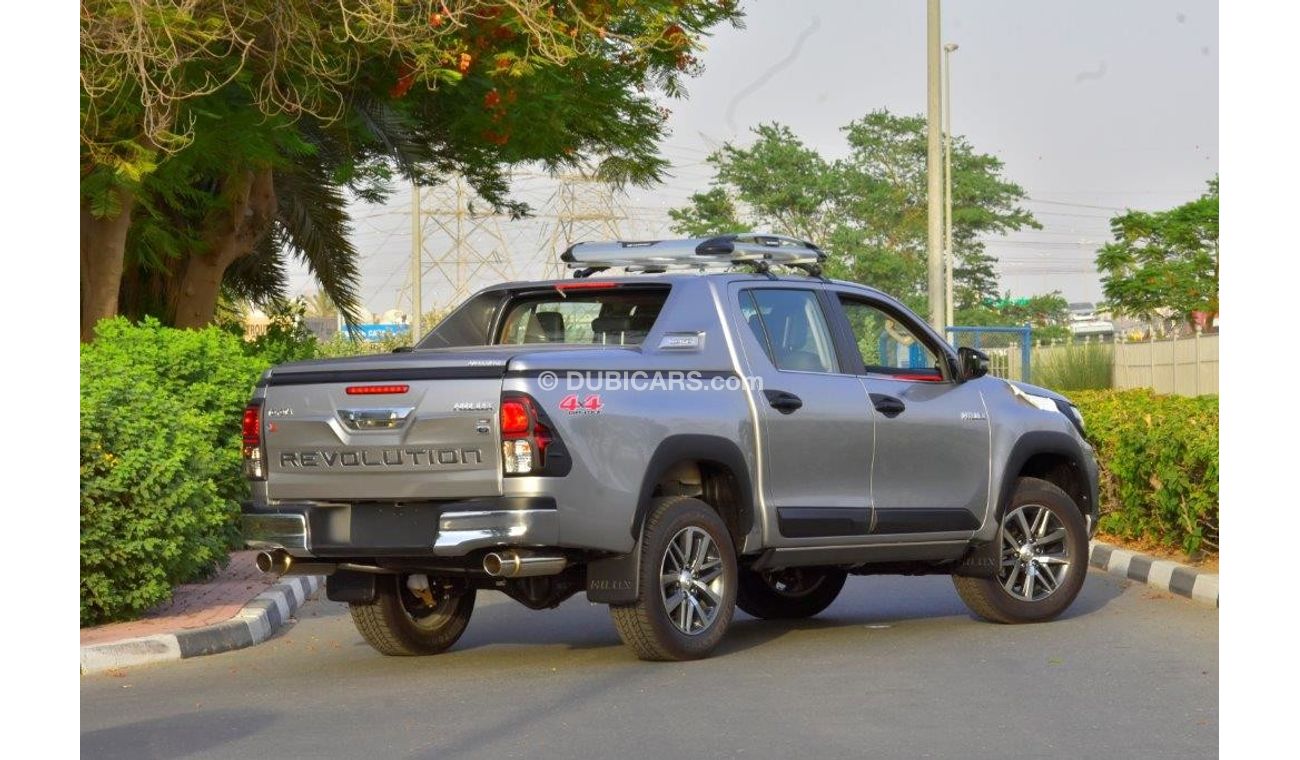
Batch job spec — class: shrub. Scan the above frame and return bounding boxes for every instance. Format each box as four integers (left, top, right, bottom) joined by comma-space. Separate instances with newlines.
314, 331, 412, 357
1072, 389, 1218, 556
80, 318, 272, 625
80, 366, 230, 625
1032, 341, 1114, 392
85, 318, 272, 506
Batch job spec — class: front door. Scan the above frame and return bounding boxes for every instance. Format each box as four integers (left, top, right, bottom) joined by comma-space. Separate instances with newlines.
828, 291, 991, 536
731, 285, 876, 545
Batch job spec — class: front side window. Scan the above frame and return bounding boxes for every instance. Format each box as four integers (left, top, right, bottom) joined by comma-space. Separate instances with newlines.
741, 289, 839, 373
837, 296, 945, 380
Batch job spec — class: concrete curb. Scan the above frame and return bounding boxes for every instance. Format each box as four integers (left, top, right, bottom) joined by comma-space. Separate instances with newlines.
80, 575, 323, 675
1089, 541, 1218, 608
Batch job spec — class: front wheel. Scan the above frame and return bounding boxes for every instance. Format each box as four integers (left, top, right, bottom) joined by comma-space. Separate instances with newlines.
349, 574, 476, 656
610, 496, 738, 661
953, 477, 1088, 624
737, 566, 847, 620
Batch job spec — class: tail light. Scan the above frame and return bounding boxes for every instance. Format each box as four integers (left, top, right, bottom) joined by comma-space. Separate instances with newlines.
242, 401, 266, 480
500, 394, 552, 475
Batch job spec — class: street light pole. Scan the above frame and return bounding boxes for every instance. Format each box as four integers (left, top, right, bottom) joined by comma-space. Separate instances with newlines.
943, 42, 959, 331
925, 0, 944, 331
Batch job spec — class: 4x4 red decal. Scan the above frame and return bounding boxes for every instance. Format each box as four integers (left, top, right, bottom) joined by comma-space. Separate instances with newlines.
559, 394, 603, 414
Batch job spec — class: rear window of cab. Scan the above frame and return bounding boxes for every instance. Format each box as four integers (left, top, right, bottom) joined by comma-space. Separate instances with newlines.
418, 284, 671, 348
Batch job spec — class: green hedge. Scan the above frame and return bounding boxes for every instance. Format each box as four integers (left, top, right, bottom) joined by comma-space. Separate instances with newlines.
1072, 389, 1218, 556
80, 319, 271, 625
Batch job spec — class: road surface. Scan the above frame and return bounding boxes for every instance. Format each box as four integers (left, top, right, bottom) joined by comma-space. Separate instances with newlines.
82, 571, 1217, 759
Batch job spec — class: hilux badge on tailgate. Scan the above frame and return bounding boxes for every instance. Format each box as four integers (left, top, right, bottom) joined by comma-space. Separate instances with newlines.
452, 402, 495, 412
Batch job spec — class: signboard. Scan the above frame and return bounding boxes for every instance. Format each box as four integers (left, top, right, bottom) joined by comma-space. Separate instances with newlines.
346, 323, 411, 341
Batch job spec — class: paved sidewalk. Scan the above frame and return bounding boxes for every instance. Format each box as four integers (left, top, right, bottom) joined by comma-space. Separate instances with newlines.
80, 552, 322, 674
81, 551, 273, 647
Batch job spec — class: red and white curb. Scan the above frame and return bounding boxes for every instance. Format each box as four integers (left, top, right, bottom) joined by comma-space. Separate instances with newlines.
1089, 541, 1218, 607
80, 575, 323, 675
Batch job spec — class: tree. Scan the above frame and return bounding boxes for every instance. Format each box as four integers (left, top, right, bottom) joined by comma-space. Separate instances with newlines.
956, 292, 1071, 342
1095, 178, 1219, 324
668, 110, 1038, 313
81, 0, 744, 339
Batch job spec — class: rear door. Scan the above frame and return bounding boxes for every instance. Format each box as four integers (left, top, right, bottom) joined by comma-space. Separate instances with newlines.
730, 284, 876, 544
261, 351, 510, 501
826, 290, 990, 535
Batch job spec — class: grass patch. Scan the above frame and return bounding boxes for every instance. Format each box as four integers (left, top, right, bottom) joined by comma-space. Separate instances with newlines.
1032, 341, 1113, 391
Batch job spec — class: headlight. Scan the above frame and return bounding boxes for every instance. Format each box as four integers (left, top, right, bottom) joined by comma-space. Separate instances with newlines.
1009, 385, 1086, 437
1010, 384, 1059, 412
1063, 403, 1085, 433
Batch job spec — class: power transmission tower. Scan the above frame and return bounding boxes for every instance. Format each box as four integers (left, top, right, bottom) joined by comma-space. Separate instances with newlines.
540, 171, 628, 279
399, 176, 517, 337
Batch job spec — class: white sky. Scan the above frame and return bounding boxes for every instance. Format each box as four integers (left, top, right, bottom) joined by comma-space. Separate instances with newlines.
287, 0, 1218, 317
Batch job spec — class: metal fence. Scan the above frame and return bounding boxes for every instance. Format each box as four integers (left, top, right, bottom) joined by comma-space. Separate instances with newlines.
1113, 331, 1218, 396
946, 325, 1033, 382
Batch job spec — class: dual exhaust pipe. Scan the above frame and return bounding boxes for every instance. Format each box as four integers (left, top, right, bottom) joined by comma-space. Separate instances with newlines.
257, 548, 566, 579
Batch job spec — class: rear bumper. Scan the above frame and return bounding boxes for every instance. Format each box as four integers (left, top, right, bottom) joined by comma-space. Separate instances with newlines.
241, 496, 559, 558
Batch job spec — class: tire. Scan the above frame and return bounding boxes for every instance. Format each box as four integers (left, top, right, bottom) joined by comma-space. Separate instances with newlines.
953, 477, 1089, 624
737, 566, 847, 620
349, 574, 476, 656
609, 496, 738, 661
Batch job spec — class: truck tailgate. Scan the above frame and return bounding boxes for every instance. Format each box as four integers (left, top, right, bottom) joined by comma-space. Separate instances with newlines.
261, 355, 508, 501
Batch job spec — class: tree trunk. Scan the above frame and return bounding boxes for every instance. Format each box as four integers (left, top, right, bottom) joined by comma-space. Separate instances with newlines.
80, 189, 135, 342
168, 168, 276, 329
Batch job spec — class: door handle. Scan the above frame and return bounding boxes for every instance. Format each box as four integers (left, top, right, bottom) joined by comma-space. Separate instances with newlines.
764, 390, 804, 414
870, 393, 906, 418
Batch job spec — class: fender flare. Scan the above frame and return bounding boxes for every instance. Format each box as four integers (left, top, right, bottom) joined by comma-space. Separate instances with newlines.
587, 435, 755, 605
630, 434, 755, 541
955, 430, 1098, 578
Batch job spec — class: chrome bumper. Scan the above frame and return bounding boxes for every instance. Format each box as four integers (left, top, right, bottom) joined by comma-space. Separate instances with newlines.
240, 507, 558, 557
434, 509, 558, 555
243, 513, 309, 551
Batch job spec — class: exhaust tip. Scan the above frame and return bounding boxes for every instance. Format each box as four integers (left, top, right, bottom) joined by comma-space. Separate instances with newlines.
482, 552, 511, 577
256, 550, 292, 575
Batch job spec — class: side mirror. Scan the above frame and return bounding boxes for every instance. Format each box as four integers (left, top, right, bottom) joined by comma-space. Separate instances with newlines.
958, 346, 989, 381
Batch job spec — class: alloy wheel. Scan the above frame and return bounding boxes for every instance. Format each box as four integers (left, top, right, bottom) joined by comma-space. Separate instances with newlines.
660, 526, 726, 635
999, 504, 1072, 602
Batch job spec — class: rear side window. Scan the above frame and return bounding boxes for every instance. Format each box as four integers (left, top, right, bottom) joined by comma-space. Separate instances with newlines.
740, 289, 839, 373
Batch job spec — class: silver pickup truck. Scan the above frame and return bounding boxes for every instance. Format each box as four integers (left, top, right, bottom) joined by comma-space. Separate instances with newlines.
242, 234, 1098, 661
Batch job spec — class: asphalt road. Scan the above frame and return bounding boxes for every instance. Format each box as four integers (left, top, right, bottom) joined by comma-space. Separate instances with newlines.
81, 571, 1217, 759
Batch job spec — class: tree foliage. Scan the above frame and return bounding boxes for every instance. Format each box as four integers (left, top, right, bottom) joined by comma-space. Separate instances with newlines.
956, 291, 1071, 341
668, 110, 1039, 313
1095, 178, 1219, 323
81, 1, 744, 336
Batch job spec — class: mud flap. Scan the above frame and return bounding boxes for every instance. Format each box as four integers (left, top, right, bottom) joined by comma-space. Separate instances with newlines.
952, 539, 1000, 579
326, 570, 377, 603
585, 538, 642, 605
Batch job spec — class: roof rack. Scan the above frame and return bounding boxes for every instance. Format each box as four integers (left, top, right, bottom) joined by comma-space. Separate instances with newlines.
561, 233, 826, 278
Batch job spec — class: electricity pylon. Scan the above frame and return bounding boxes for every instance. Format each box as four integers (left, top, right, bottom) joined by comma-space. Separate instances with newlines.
540, 171, 628, 279
399, 176, 516, 337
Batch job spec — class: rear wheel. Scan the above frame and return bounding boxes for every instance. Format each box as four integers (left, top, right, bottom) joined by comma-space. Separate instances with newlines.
610, 496, 738, 661
953, 477, 1088, 624
737, 566, 847, 619
349, 574, 475, 656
